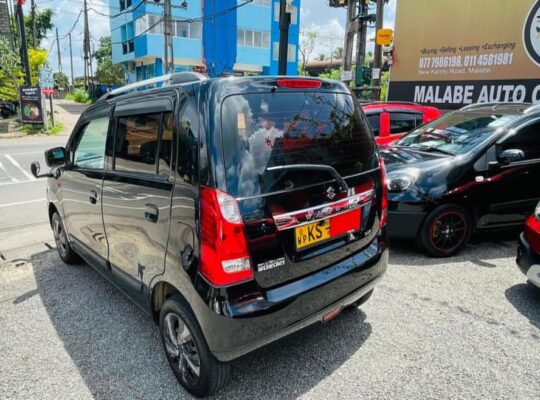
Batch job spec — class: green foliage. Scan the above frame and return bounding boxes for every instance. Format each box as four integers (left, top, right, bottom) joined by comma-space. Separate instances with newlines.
24, 9, 54, 49
54, 72, 69, 90
66, 88, 92, 104
28, 48, 48, 86
319, 68, 341, 81
379, 71, 390, 101
317, 54, 326, 61
333, 47, 344, 60
21, 120, 63, 135
0, 38, 23, 101
93, 36, 124, 85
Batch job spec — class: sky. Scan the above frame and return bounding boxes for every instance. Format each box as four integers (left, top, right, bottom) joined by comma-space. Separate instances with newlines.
20, 0, 397, 79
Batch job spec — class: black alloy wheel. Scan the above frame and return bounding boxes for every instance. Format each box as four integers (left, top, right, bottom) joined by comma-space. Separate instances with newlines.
419, 204, 471, 257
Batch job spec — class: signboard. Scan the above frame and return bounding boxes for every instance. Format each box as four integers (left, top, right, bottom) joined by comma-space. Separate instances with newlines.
388, 0, 540, 108
19, 86, 44, 125
43, 89, 55, 96
341, 70, 353, 81
376, 29, 393, 46
39, 68, 54, 89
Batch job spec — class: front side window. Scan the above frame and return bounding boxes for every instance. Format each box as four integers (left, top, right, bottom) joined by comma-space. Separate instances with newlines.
73, 118, 109, 169
501, 121, 540, 161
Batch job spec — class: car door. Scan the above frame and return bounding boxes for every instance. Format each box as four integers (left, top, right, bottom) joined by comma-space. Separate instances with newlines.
61, 105, 111, 272
480, 118, 540, 227
101, 95, 175, 306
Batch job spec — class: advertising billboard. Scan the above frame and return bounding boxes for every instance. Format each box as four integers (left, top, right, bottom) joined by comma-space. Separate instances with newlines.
19, 86, 44, 125
388, 0, 540, 108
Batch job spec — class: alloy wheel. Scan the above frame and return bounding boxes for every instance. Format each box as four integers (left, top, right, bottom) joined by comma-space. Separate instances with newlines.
163, 312, 201, 387
53, 216, 68, 259
429, 211, 467, 254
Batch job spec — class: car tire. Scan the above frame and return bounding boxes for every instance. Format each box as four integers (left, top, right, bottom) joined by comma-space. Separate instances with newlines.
159, 295, 230, 398
349, 289, 374, 308
418, 204, 472, 257
51, 212, 80, 264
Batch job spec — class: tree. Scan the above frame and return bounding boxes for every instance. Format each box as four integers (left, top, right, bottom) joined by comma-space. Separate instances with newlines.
317, 54, 326, 61
11, 9, 54, 49
54, 72, 69, 90
93, 36, 125, 85
0, 38, 23, 101
319, 68, 341, 81
299, 30, 318, 76
333, 47, 344, 60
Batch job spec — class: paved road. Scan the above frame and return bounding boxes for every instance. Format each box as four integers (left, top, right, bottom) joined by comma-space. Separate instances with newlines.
0, 238, 538, 400
0, 101, 86, 256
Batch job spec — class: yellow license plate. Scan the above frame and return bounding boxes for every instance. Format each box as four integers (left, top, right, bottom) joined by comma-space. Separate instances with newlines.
295, 219, 331, 250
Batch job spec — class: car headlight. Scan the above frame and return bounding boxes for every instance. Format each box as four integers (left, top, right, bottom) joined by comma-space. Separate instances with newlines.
387, 168, 420, 192
535, 202, 540, 220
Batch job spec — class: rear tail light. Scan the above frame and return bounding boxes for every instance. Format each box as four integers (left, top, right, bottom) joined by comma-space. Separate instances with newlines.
276, 78, 322, 89
200, 187, 253, 286
379, 157, 388, 228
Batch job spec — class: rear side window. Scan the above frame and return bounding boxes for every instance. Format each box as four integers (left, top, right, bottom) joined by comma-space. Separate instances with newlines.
114, 112, 172, 176
221, 92, 376, 197
501, 121, 540, 161
73, 117, 109, 169
367, 114, 380, 136
389, 112, 423, 134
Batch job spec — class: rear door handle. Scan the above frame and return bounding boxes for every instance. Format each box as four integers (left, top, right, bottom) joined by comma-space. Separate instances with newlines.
144, 203, 159, 223
89, 190, 98, 204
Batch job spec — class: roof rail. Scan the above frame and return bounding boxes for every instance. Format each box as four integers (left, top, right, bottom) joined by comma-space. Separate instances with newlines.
460, 102, 531, 111
524, 104, 540, 114
98, 72, 208, 101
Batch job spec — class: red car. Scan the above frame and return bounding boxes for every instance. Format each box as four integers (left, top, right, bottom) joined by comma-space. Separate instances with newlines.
517, 201, 540, 288
361, 102, 442, 146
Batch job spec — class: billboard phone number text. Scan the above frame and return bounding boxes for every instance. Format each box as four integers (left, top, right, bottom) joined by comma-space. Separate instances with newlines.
418, 53, 514, 69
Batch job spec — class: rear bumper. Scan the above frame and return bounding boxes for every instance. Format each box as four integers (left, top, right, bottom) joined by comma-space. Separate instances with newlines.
517, 233, 540, 288
197, 238, 388, 362
386, 210, 426, 239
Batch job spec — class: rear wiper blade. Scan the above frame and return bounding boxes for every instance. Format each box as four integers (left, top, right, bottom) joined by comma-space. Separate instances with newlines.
266, 164, 349, 192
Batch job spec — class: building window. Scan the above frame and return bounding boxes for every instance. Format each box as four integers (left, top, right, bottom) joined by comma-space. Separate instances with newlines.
174, 20, 202, 39
149, 15, 163, 34
273, 2, 297, 24
135, 15, 148, 35
272, 41, 279, 61
238, 28, 270, 48
119, 0, 132, 11
288, 44, 296, 62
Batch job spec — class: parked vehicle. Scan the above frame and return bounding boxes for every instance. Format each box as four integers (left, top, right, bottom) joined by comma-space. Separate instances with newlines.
32, 73, 388, 397
381, 102, 540, 257
0, 101, 17, 119
361, 101, 442, 146
517, 201, 540, 288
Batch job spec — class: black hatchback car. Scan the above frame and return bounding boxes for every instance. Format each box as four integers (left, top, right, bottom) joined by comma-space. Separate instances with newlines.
382, 102, 540, 257
32, 73, 388, 397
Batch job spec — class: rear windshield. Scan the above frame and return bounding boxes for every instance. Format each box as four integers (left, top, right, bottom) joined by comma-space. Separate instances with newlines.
221, 92, 375, 197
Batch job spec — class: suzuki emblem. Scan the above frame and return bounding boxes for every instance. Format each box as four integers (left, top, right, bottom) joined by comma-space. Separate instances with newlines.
326, 186, 336, 200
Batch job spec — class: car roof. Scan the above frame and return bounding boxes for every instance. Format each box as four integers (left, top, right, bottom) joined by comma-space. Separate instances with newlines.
361, 102, 437, 112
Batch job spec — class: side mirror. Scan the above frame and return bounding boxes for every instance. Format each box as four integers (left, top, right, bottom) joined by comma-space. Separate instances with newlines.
497, 149, 525, 165
31, 161, 53, 178
45, 146, 66, 168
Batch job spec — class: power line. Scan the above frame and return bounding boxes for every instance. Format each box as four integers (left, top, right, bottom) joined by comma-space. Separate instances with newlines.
111, 16, 164, 44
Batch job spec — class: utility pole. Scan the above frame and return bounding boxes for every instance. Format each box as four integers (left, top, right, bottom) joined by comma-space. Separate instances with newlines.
6, 0, 16, 50
355, 0, 368, 72
15, 0, 31, 85
163, 0, 174, 74
83, 0, 91, 90
30, 0, 36, 48
69, 32, 74, 87
372, 0, 384, 98
341, 0, 357, 84
56, 28, 62, 73
278, 0, 291, 75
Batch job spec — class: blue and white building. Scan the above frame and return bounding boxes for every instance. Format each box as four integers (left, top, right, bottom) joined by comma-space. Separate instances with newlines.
110, 0, 300, 83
